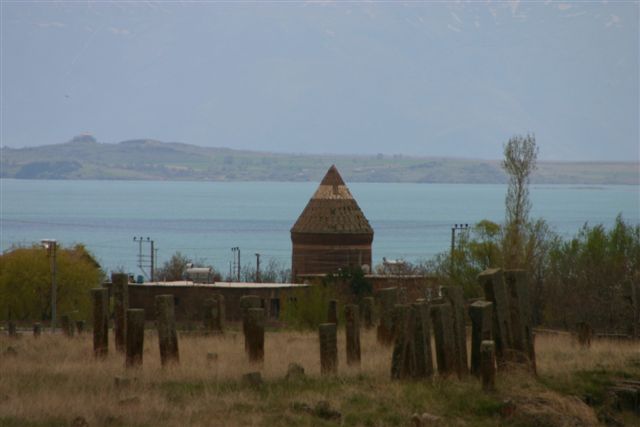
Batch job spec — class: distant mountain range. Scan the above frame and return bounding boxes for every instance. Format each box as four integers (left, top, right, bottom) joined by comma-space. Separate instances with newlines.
1, 135, 638, 184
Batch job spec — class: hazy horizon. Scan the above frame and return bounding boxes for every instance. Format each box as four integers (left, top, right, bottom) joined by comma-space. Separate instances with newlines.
2, 133, 640, 164
1, 1, 638, 162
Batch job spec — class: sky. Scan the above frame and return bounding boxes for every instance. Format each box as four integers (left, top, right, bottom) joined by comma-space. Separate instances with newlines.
1, 1, 638, 161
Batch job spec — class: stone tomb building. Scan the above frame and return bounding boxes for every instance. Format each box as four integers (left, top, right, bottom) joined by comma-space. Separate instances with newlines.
291, 165, 374, 280
107, 280, 307, 322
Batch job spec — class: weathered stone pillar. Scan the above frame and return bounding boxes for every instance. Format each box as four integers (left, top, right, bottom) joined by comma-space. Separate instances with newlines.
125, 309, 145, 368
377, 287, 398, 346
246, 308, 265, 363
480, 340, 496, 392
430, 302, 456, 376
504, 269, 536, 372
203, 294, 225, 334
61, 314, 74, 337
576, 321, 593, 348
112, 273, 129, 353
391, 304, 404, 338
478, 269, 512, 367
33, 322, 41, 338
361, 297, 375, 329
327, 299, 338, 325
576, 322, 593, 348
319, 323, 338, 375
391, 304, 415, 380
155, 295, 179, 366
240, 295, 261, 350
91, 288, 109, 358
530, 331, 537, 373
7, 321, 17, 337
344, 304, 361, 366
469, 301, 493, 376
442, 286, 468, 377
412, 301, 434, 378
75, 320, 85, 334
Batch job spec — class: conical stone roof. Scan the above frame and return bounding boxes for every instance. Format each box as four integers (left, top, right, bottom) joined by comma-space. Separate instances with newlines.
291, 165, 373, 235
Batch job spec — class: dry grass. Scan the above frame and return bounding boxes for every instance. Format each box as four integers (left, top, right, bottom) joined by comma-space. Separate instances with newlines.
536, 332, 639, 375
0, 328, 638, 427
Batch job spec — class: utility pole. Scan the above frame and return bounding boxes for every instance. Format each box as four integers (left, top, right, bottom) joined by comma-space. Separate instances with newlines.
237, 247, 241, 282
255, 253, 261, 283
150, 240, 155, 281
450, 224, 469, 277
230, 248, 236, 281
133, 237, 154, 281
154, 247, 159, 280
231, 247, 240, 282
41, 239, 57, 332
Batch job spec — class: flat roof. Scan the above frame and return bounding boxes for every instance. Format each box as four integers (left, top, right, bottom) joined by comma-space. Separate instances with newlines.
131, 281, 308, 289
296, 274, 437, 279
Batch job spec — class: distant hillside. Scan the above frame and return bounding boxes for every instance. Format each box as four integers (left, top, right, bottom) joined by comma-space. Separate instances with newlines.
1, 135, 638, 184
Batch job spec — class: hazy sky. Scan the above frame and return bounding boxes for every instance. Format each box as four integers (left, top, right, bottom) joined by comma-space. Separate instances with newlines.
1, 1, 638, 161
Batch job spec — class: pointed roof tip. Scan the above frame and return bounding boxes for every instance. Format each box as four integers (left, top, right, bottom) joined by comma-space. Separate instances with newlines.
320, 164, 345, 186
291, 163, 373, 234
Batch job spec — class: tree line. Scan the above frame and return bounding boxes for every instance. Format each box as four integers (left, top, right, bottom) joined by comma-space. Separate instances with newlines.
379, 135, 639, 335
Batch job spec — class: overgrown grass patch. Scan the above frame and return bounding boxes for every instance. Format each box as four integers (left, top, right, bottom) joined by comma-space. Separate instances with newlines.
540, 367, 635, 406
0, 417, 69, 427
1, 331, 638, 426
159, 380, 207, 403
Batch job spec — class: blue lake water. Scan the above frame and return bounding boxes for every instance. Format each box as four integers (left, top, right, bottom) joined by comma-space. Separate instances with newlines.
1, 179, 638, 276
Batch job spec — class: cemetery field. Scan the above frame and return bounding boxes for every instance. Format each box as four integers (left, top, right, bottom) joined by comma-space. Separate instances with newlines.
0, 329, 638, 427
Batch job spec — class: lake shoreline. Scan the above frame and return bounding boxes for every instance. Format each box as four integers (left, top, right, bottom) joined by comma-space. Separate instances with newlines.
2, 180, 638, 274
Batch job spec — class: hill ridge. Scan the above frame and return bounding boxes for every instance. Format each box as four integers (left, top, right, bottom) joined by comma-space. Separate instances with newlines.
1, 136, 637, 184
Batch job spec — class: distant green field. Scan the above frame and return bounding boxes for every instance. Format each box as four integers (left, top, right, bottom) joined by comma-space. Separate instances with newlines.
1, 136, 638, 184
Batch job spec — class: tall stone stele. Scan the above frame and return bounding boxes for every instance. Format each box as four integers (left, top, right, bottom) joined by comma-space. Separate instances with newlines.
327, 300, 338, 325
319, 323, 338, 375
203, 294, 225, 334
442, 286, 469, 377
344, 304, 361, 366
91, 288, 109, 358
240, 295, 262, 352
290, 165, 374, 281
430, 301, 457, 377
246, 308, 265, 363
155, 295, 179, 366
390, 304, 414, 380
111, 273, 129, 353
469, 300, 493, 376
125, 309, 145, 368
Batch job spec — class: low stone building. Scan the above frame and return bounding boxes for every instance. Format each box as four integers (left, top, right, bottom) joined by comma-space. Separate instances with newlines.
106, 280, 307, 323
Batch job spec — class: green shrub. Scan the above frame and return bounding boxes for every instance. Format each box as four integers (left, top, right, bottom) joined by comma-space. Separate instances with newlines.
280, 284, 337, 330
543, 214, 639, 332
0, 244, 103, 322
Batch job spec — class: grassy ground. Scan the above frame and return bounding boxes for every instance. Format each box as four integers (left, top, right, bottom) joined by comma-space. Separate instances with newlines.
0, 328, 638, 427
